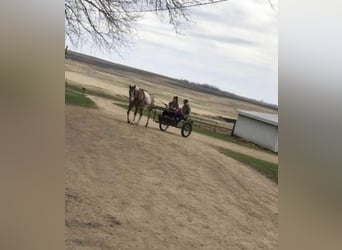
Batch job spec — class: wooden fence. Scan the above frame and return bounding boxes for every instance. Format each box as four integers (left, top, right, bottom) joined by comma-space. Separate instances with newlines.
191, 118, 235, 135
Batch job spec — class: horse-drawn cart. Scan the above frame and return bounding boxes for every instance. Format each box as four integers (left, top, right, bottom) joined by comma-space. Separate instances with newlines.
153, 106, 193, 137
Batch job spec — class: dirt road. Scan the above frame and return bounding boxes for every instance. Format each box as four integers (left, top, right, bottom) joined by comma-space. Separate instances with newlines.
65, 98, 278, 249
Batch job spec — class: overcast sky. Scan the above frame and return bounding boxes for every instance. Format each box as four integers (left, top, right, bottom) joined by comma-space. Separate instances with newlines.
67, 0, 278, 105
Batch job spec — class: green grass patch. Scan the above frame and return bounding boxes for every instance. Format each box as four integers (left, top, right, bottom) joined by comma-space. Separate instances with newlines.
192, 126, 275, 153
65, 89, 95, 107
216, 147, 278, 183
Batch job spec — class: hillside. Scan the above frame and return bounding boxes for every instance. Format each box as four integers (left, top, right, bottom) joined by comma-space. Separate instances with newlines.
66, 51, 278, 111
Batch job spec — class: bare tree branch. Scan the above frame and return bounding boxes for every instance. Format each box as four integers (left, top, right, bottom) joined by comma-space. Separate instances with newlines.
65, 0, 229, 52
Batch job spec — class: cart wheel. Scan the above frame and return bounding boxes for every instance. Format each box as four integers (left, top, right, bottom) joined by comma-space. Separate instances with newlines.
181, 122, 192, 137
159, 123, 169, 131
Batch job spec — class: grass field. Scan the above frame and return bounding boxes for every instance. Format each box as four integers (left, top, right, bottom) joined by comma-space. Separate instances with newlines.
216, 147, 278, 183
65, 88, 95, 108
65, 59, 277, 120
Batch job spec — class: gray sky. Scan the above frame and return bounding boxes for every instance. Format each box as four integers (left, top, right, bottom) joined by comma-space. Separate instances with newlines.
67, 0, 278, 105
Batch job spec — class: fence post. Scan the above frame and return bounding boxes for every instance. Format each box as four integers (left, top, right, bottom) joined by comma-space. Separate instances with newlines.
231, 121, 236, 136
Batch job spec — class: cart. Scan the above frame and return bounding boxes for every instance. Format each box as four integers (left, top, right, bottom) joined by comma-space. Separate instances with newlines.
153, 107, 193, 137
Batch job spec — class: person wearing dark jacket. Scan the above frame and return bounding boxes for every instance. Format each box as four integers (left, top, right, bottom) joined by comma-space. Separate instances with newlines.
163, 96, 179, 117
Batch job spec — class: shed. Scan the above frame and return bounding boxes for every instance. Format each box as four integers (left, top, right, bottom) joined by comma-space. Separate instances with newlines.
232, 110, 278, 152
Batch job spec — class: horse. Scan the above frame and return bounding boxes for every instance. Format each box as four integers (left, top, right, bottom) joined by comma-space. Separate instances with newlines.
127, 85, 155, 127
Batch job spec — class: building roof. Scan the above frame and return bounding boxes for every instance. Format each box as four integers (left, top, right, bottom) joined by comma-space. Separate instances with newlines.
237, 110, 278, 126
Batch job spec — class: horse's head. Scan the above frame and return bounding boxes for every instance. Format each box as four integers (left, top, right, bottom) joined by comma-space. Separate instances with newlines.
128, 85, 136, 103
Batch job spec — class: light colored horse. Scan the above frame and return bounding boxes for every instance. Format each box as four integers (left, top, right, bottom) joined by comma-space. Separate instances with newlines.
127, 85, 155, 127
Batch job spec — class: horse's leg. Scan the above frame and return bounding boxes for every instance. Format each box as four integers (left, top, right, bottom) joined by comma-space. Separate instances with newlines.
153, 107, 156, 120
132, 106, 138, 123
127, 103, 132, 123
136, 108, 143, 125
145, 107, 152, 127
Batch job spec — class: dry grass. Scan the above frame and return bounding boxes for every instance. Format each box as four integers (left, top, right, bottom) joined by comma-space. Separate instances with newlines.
65, 59, 277, 124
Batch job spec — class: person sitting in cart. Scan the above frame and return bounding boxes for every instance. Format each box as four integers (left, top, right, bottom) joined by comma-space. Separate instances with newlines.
163, 96, 179, 116
168, 96, 179, 110
175, 99, 191, 122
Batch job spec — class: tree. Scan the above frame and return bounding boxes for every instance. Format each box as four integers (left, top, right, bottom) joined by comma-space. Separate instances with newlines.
65, 0, 224, 52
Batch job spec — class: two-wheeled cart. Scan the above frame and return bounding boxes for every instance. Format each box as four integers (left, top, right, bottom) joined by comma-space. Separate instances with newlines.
153, 106, 193, 137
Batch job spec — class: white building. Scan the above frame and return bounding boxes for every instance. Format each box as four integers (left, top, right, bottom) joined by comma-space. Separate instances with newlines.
232, 110, 278, 152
